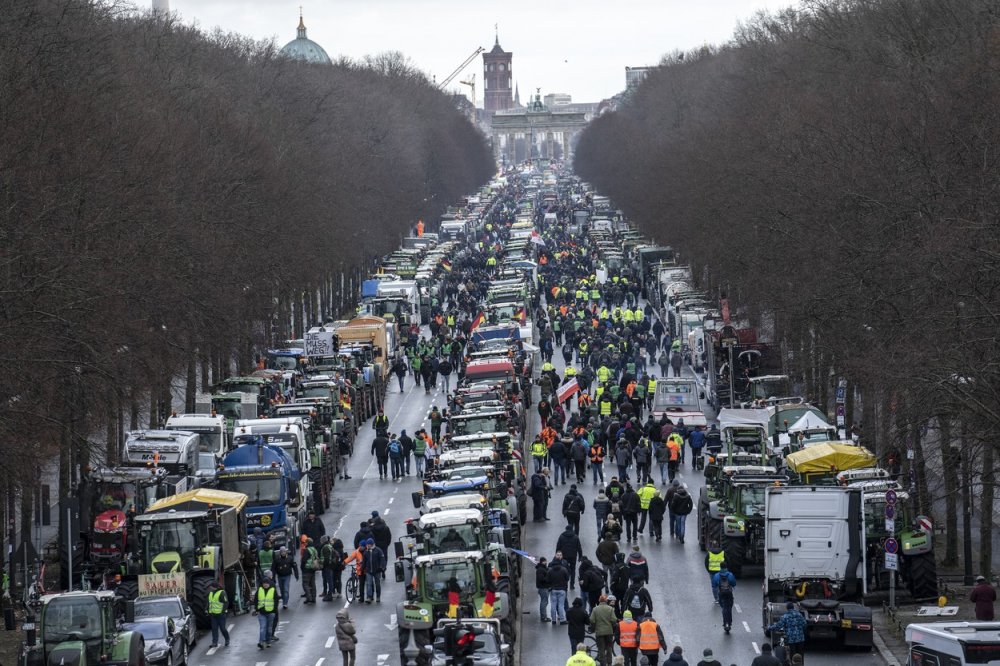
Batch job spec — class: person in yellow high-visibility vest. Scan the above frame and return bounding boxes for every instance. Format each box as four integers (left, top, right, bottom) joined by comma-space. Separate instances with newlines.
253, 576, 278, 648
207, 581, 230, 648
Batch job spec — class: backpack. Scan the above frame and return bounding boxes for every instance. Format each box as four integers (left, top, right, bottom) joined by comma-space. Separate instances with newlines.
673, 492, 693, 516
718, 574, 733, 598
611, 564, 629, 591
388, 440, 402, 455
629, 588, 644, 610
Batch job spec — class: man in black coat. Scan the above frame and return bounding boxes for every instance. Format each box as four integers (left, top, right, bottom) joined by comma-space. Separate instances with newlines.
556, 525, 583, 589
531, 469, 551, 521
368, 512, 392, 554
301, 511, 326, 545
371, 434, 390, 479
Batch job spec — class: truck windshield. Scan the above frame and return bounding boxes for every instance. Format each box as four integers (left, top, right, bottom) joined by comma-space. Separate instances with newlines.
301, 386, 332, 399
42, 598, 103, 642
216, 477, 282, 507
268, 356, 299, 371
427, 525, 478, 552
144, 522, 198, 567
422, 562, 478, 601
451, 416, 506, 435
740, 487, 766, 516
195, 430, 221, 453
655, 382, 698, 409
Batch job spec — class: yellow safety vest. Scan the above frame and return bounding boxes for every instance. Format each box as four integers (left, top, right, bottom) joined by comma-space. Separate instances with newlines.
637, 484, 656, 509
599, 400, 612, 416
208, 589, 226, 615
257, 586, 277, 613
566, 651, 596, 666
596, 367, 612, 384
708, 550, 725, 572
531, 442, 548, 458
648, 379, 657, 395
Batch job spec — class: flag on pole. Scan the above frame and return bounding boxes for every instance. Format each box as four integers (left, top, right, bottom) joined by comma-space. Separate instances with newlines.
447, 590, 460, 618
530, 231, 546, 247
441, 258, 452, 272
556, 378, 580, 405
480, 587, 497, 617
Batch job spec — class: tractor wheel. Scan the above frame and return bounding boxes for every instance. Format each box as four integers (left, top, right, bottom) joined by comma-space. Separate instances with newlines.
190, 576, 214, 630
907, 553, 938, 599
708, 519, 723, 551
115, 579, 139, 601
398, 627, 432, 666
310, 471, 326, 515
127, 635, 146, 666
58, 542, 85, 590
722, 536, 746, 578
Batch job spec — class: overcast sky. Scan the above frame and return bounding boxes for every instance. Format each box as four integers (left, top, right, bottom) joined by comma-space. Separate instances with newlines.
163, 0, 782, 103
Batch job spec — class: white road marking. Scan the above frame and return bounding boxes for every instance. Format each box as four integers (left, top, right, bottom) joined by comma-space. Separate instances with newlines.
377, 655, 390, 664
743, 621, 751, 633
256, 662, 268, 666
385, 613, 398, 630
388, 497, 395, 504
325, 637, 335, 648
206, 646, 218, 655
752, 642, 761, 655
384, 508, 391, 515
734, 603, 743, 613
334, 515, 346, 537
228, 624, 235, 631
315, 659, 325, 666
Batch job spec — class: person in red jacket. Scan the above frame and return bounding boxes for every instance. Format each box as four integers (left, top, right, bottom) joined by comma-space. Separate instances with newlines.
971, 575, 997, 621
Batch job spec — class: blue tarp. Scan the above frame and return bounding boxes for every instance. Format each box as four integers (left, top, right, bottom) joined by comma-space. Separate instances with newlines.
471, 324, 521, 344
361, 279, 380, 299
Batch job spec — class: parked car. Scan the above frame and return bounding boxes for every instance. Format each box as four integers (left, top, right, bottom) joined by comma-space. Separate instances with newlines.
133, 594, 195, 647
123, 616, 187, 665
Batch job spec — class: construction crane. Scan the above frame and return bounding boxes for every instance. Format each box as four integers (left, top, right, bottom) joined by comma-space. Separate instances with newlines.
439, 46, 484, 90
458, 73, 476, 106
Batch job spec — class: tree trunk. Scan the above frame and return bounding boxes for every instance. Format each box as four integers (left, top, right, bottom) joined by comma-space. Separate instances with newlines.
106, 398, 117, 465
940, 417, 960, 566
18, 482, 33, 549
979, 440, 995, 578
911, 418, 930, 516
185, 348, 197, 413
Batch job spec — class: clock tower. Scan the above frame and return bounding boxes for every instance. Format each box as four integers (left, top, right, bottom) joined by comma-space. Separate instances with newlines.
483, 36, 513, 113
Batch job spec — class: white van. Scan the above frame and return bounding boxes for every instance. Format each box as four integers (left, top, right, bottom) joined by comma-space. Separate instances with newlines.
907, 622, 1000, 666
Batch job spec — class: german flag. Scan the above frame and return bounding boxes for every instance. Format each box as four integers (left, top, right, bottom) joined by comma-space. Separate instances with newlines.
441, 259, 452, 272
480, 588, 497, 617
471, 312, 485, 331
447, 590, 460, 618
515, 308, 526, 324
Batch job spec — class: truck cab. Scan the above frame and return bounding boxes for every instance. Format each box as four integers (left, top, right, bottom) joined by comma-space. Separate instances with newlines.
165, 413, 228, 458
122, 430, 200, 478
233, 418, 314, 517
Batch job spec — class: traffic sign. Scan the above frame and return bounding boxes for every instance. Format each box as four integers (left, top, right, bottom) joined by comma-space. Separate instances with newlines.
885, 538, 899, 554
884, 505, 895, 520
885, 552, 899, 571
885, 489, 898, 505
835, 387, 847, 404
919, 516, 933, 532
885, 518, 895, 533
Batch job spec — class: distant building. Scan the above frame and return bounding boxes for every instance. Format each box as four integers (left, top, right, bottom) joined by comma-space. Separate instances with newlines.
279, 12, 332, 65
483, 36, 513, 113
625, 66, 652, 89
543, 93, 572, 107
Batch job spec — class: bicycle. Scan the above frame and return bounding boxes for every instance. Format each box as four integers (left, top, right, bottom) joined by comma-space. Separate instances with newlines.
345, 569, 360, 604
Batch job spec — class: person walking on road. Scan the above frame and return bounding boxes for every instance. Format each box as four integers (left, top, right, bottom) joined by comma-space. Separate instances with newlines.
665, 645, 688, 666
388, 433, 405, 480
580, 558, 605, 612
270, 546, 298, 610
392, 356, 407, 392
362, 538, 386, 603
636, 481, 656, 536
373, 408, 389, 437
695, 648, 721, 666
971, 575, 997, 620
399, 429, 413, 476
627, 545, 649, 584
549, 554, 571, 624
338, 432, 352, 480
571, 437, 590, 483
596, 533, 620, 584
253, 575, 278, 649
615, 610, 640, 666
566, 643, 597, 666
615, 439, 633, 483
207, 580, 230, 648
563, 485, 586, 535
557, 526, 583, 588
624, 577, 654, 618
705, 542, 725, 601
532, 437, 550, 474
767, 602, 807, 661
429, 405, 444, 444
638, 613, 668, 666
371, 433, 390, 479
438, 357, 453, 393
668, 485, 693, 544
654, 440, 671, 486
411, 430, 427, 477
647, 491, 666, 542
621, 485, 640, 542
335, 609, 358, 666
566, 597, 590, 655
532, 468, 552, 521
327, 538, 346, 600
301, 537, 320, 603
594, 490, 612, 534
536, 557, 551, 622
750, 643, 783, 666
712, 563, 737, 632
590, 594, 618, 665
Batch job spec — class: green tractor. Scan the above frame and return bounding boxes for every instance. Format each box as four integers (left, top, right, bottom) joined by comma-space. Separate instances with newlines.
22, 591, 145, 666
698, 467, 787, 577
395, 552, 511, 666
842, 475, 938, 599
697, 454, 775, 551
117, 488, 252, 630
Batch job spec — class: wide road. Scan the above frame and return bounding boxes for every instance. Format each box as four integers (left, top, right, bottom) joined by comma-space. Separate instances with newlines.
190, 329, 884, 666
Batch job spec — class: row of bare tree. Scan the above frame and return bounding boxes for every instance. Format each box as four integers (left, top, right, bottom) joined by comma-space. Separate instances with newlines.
576, 0, 1000, 574
0, 0, 492, 537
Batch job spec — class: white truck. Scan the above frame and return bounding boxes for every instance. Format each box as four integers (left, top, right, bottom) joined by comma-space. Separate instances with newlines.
906, 622, 1000, 666
763, 486, 873, 649
650, 378, 708, 428
122, 430, 200, 479
164, 413, 228, 457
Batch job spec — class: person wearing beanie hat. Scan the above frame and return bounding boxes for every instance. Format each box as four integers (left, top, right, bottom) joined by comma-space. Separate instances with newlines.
696, 648, 722, 666
615, 607, 640, 665
567, 597, 590, 656
766, 602, 807, 661
594, 490, 612, 533
563, 484, 586, 535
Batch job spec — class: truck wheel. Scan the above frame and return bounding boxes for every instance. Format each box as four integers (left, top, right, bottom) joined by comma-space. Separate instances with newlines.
128, 635, 146, 666
398, 627, 432, 666
58, 543, 85, 590
907, 553, 938, 599
722, 536, 745, 578
190, 576, 214, 630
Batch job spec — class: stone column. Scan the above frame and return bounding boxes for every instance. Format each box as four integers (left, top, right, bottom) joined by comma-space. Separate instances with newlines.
563, 131, 571, 162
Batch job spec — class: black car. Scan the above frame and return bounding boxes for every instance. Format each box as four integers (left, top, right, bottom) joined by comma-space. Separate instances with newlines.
133, 595, 195, 647
123, 616, 187, 666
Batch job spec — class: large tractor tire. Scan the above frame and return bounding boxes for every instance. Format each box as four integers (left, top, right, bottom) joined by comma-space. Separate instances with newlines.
398, 627, 432, 666
115, 579, 139, 601
58, 542, 85, 591
707, 519, 723, 552
722, 536, 746, 578
190, 575, 214, 630
309, 470, 327, 515
907, 552, 939, 599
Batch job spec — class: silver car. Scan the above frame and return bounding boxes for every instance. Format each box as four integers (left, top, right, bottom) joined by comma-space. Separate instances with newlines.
133, 595, 195, 647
